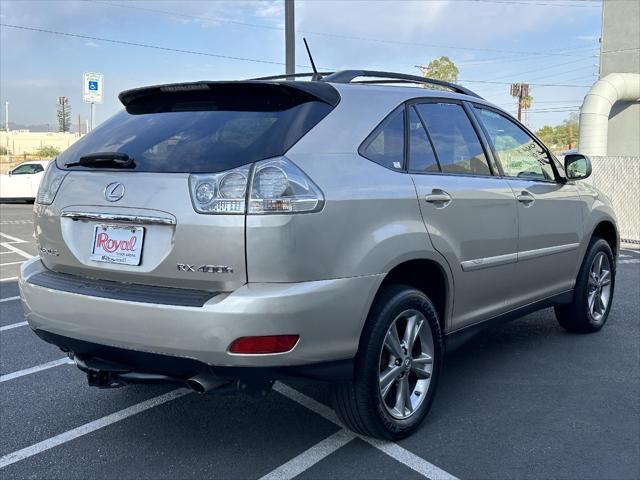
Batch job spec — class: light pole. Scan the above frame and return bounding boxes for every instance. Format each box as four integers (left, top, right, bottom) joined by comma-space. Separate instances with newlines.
285, 0, 295, 78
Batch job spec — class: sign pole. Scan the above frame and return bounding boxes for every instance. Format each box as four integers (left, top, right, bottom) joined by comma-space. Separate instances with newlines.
83, 72, 103, 132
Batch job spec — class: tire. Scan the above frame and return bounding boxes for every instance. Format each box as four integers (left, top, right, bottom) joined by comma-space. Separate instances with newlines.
332, 284, 443, 440
555, 237, 615, 333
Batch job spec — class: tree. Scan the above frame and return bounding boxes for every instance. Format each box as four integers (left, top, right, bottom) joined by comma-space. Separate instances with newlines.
536, 125, 555, 146
35, 145, 61, 158
535, 113, 579, 150
57, 96, 71, 133
417, 56, 459, 88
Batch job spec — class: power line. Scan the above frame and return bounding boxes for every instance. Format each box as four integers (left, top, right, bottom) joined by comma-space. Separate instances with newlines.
0, 23, 314, 69
85, 0, 598, 59
461, 79, 591, 87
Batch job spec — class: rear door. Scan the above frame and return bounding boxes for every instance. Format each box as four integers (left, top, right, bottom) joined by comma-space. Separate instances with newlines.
473, 106, 582, 305
36, 82, 337, 292
408, 100, 519, 329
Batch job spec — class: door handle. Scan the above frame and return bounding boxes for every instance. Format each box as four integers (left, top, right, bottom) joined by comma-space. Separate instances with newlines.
516, 191, 535, 206
425, 190, 452, 208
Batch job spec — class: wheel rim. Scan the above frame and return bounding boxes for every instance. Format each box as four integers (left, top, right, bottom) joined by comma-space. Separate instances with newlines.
587, 252, 612, 324
378, 309, 434, 420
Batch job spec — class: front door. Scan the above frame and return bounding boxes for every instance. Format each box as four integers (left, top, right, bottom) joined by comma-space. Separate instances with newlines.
408, 100, 519, 330
473, 106, 582, 307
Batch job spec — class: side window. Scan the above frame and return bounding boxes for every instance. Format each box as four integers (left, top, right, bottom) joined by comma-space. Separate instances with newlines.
408, 106, 439, 173
475, 107, 555, 181
415, 103, 491, 176
360, 106, 405, 171
11, 164, 36, 175
32, 164, 44, 173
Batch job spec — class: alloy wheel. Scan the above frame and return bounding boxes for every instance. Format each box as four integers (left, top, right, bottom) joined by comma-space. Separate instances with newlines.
587, 252, 612, 324
378, 309, 434, 420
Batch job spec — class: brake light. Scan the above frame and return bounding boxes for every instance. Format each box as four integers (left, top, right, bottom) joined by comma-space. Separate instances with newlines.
229, 335, 299, 354
189, 157, 323, 215
36, 162, 68, 205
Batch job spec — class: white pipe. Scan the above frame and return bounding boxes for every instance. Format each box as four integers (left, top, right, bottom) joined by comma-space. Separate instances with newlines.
579, 73, 640, 156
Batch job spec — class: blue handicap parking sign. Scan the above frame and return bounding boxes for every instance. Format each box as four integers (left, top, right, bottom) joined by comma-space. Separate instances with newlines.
88, 81, 98, 91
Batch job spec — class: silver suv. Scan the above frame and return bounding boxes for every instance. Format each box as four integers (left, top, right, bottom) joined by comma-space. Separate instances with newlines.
19, 71, 618, 439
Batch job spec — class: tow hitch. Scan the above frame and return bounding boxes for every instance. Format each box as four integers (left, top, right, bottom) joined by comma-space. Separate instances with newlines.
87, 368, 126, 389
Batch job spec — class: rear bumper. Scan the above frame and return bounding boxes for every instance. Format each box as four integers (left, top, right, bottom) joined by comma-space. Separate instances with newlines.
19, 257, 382, 369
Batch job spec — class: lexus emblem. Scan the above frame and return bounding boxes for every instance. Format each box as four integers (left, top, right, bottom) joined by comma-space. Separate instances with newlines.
104, 182, 125, 202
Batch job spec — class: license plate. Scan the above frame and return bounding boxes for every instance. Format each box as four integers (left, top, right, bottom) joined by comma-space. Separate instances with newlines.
90, 225, 145, 266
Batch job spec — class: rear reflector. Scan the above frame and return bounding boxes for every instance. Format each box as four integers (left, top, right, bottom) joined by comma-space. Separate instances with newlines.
229, 335, 299, 354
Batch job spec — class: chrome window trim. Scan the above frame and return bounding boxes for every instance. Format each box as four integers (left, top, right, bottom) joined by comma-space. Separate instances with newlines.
60, 211, 176, 226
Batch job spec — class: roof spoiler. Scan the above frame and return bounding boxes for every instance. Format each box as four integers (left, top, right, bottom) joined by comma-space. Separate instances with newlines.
119, 81, 341, 114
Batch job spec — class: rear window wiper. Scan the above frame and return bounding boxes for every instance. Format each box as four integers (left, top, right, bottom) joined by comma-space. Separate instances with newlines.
65, 152, 135, 168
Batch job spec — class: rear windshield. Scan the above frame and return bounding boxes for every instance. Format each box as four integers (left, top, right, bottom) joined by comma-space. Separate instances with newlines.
57, 95, 333, 173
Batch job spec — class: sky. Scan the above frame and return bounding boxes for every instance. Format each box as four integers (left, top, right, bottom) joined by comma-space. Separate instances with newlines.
0, 0, 603, 131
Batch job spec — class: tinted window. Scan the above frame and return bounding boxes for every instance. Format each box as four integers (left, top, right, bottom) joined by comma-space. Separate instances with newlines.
12, 164, 40, 175
360, 106, 405, 171
57, 100, 333, 174
415, 103, 491, 176
408, 107, 439, 173
476, 107, 555, 181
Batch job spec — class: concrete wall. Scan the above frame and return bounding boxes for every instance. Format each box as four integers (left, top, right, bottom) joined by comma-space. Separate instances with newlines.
600, 0, 640, 157
0, 131, 83, 155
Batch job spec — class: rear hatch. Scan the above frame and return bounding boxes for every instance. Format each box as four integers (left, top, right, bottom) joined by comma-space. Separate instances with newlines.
35, 81, 338, 293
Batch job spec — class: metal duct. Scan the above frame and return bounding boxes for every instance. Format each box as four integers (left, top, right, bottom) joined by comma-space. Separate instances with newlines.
579, 73, 640, 156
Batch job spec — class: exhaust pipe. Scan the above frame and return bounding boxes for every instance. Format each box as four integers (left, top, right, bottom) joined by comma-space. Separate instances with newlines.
186, 373, 229, 393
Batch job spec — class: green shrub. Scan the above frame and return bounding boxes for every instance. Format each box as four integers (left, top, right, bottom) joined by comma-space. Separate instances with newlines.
35, 145, 61, 158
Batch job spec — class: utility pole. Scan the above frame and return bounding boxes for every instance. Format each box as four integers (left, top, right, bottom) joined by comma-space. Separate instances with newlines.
284, 0, 295, 78
77, 113, 81, 136
510, 83, 529, 122
4, 101, 8, 132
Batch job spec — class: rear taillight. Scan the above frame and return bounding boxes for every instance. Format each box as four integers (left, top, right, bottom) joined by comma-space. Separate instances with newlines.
189, 165, 250, 214
228, 335, 299, 354
248, 157, 324, 214
36, 162, 68, 205
189, 157, 323, 215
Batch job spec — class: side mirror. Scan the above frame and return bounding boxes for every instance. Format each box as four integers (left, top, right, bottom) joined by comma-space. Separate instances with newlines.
7, 170, 12, 176
564, 153, 592, 180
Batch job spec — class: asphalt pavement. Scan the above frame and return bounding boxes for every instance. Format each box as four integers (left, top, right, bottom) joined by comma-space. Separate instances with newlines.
1, 203, 638, 479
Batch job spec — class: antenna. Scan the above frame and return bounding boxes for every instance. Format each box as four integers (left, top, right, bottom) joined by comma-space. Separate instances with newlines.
303, 38, 321, 81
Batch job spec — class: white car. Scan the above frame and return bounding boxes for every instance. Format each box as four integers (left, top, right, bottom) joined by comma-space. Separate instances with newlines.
0, 160, 50, 202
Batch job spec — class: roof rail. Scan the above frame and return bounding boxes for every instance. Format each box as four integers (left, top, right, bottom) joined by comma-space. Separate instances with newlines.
321, 70, 483, 99
251, 72, 335, 81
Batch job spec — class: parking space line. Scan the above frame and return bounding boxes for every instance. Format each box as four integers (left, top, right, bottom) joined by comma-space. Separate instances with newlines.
0, 388, 191, 469
0, 261, 24, 267
0, 277, 18, 282
0, 358, 73, 383
0, 296, 20, 303
0, 321, 27, 332
1, 243, 33, 259
274, 383, 458, 480
259, 429, 356, 480
0, 232, 27, 244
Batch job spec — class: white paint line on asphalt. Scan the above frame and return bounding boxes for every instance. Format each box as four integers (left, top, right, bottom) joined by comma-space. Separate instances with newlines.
0, 296, 20, 303
0, 358, 73, 383
619, 259, 640, 265
0, 232, 27, 244
0, 220, 33, 225
0, 321, 27, 332
0, 251, 14, 255
0, 388, 191, 469
0, 277, 18, 282
0, 261, 24, 267
259, 429, 357, 480
0, 242, 33, 259
273, 383, 458, 480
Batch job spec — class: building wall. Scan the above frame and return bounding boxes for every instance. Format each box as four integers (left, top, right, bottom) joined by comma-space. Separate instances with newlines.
600, 0, 640, 157
0, 131, 83, 155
